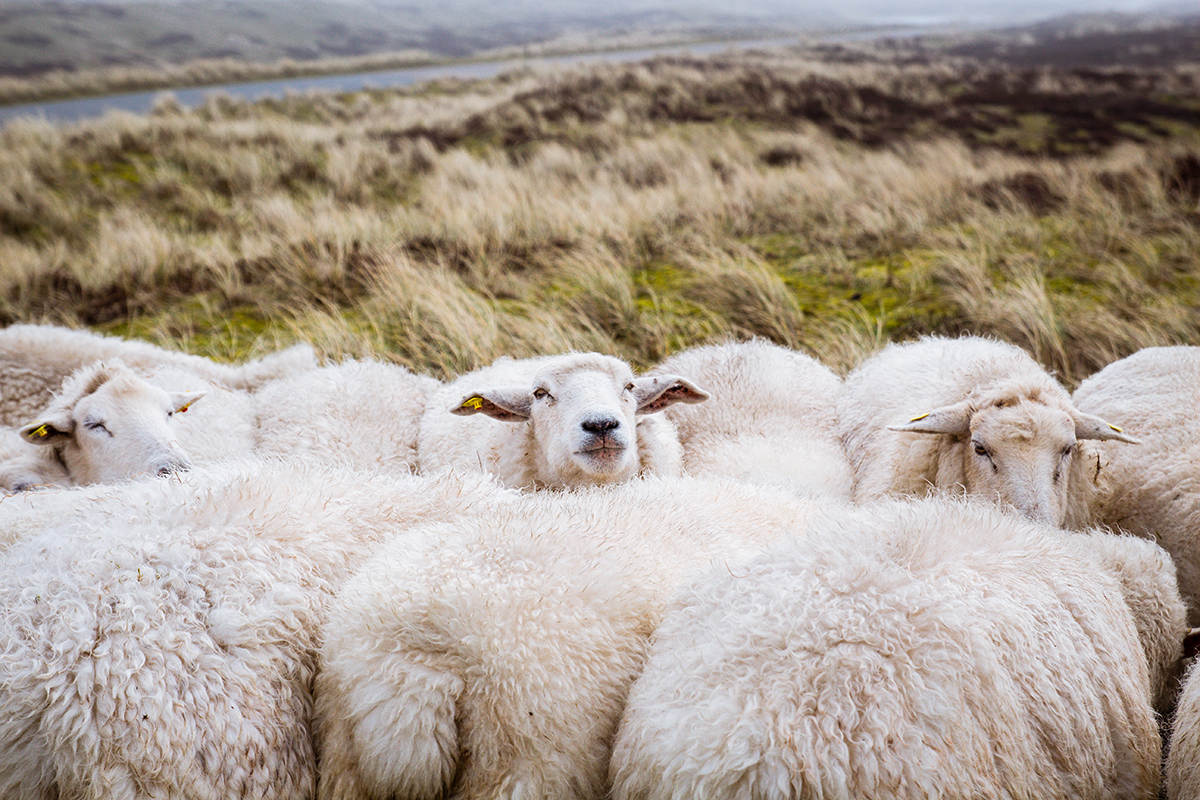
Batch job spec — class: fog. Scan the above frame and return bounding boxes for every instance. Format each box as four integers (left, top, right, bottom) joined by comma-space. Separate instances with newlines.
352, 0, 1184, 28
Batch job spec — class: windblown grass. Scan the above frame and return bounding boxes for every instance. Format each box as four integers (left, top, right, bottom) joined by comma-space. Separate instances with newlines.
2, 46, 1198, 382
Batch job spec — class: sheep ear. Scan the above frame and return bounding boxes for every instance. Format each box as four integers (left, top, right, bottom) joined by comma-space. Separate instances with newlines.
1074, 412, 1139, 444
19, 414, 74, 445
169, 390, 207, 414
633, 375, 709, 415
451, 389, 531, 422
886, 401, 972, 437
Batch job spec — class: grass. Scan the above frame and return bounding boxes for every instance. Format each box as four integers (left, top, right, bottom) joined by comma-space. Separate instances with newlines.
1, 43, 1199, 384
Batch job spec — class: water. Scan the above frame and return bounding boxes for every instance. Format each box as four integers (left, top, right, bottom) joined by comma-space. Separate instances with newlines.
0, 37, 807, 126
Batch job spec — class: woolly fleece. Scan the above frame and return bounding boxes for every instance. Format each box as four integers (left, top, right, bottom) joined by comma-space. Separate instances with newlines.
651, 338, 852, 499
611, 497, 1185, 800
1073, 345, 1200, 625
0, 459, 511, 800
253, 358, 441, 472
314, 475, 830, 800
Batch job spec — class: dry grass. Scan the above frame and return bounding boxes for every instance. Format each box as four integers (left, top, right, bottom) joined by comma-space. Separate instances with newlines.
1, 46, 1199, 383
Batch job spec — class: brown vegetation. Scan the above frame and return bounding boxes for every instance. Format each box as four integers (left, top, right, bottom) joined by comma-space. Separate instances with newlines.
1, 45, 1198, 383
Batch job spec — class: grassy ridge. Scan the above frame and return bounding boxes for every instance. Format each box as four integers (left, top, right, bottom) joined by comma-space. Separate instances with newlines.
1, 44, 1199, 384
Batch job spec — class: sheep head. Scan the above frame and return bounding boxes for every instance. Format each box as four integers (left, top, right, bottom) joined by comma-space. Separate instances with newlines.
19, 361, 205, 485
452, 353, 706, 488
888, 388, 1135, 527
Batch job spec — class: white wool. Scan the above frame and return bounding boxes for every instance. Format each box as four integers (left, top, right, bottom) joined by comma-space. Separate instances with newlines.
1074, 345, 1200, 625
314, 475, 829, 800
253, 358, 441, 473
0, 459, 512, 800
1169, 658, 1200, 800
651, 338, 853, 499
610, 497, 1186, 800
836, 335, 1132, 527
416, 352, 707, 490
0, 323, 315, 428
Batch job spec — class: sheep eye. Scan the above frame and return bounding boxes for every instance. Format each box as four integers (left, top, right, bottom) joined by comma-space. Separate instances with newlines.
533, 388, 549, 400
1061, 444, 1075, 459
972, 442, 988, 457
85, 420, 111, 437
624, 382, 635, 392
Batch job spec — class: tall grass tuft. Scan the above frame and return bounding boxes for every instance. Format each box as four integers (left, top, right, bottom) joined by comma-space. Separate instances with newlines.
1, 46, 1198, 381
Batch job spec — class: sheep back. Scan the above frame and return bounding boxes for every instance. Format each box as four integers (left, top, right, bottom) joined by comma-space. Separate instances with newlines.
611, 498, 1181, 800
1074, 345, 1200, 625
253, 359, 441, 472
315, 476, 830, 800
0, 459, 510, 800
652, 339, 852, 499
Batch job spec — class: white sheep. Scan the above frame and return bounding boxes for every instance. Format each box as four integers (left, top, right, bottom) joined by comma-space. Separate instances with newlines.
610, 497, 1187, 800
837, 335, 1134, 527
650, 338, 853, 499
1168, 656, 1200, 799
313, 476, 829, 800
7, 360, 206, 489
0, 458, 512, 800
1073, 345, 1200, 624
0, 323, 315, 428
416, 352, 708, 490
253, 359, 441, 472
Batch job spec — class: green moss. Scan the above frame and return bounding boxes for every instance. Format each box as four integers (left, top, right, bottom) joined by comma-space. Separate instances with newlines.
747, 236, 959, 341
99, 296, 290, 362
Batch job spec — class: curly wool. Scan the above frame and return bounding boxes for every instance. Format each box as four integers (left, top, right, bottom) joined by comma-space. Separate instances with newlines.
1073, 345, 1200, 625
650, 339, 853, 499
0, 458, 511, 800
253, 358, 441, 473
610, 497, 1184, 800
314, 475, 831, 800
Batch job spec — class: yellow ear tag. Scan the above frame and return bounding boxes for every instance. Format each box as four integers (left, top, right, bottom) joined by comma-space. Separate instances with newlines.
31, 424, 50, 438
176, 402, 192, 414
462, 396, 484, 410
1109, 423, 1123, 432
909, 412, 930, 422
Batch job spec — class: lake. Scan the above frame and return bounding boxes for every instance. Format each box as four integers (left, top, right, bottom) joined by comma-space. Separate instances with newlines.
0, 37, 819, 126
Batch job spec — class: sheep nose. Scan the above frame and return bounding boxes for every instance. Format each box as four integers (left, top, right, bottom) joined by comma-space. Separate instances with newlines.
581, 417, 620, 434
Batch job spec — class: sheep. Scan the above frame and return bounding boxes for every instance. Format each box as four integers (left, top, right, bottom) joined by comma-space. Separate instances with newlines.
649, 338, 853, 499
0, 458, 512, 800
609, 496, 1188, 800
416, 352, 708, 490
836, 335, 1134, 527
1168, 656, 1200, 799
253, 358, 441, 473
0, 323, 316, 427
7, 360, 207, 489
1072, 345, 1200, 625
313, 475, 829, 800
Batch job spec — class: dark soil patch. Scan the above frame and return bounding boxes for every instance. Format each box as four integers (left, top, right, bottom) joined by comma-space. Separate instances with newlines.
977, 172, 1064, 213
1162, 153, 1200, 204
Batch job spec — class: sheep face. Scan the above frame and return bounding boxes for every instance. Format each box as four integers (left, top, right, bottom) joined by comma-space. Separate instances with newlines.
890, 393, 1135, 527
19, 363, 204, 485
963, 401, 1081, 526
453, 354, 707, 488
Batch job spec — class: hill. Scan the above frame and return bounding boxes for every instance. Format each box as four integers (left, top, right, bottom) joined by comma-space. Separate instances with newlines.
0, 30, 1198, 382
